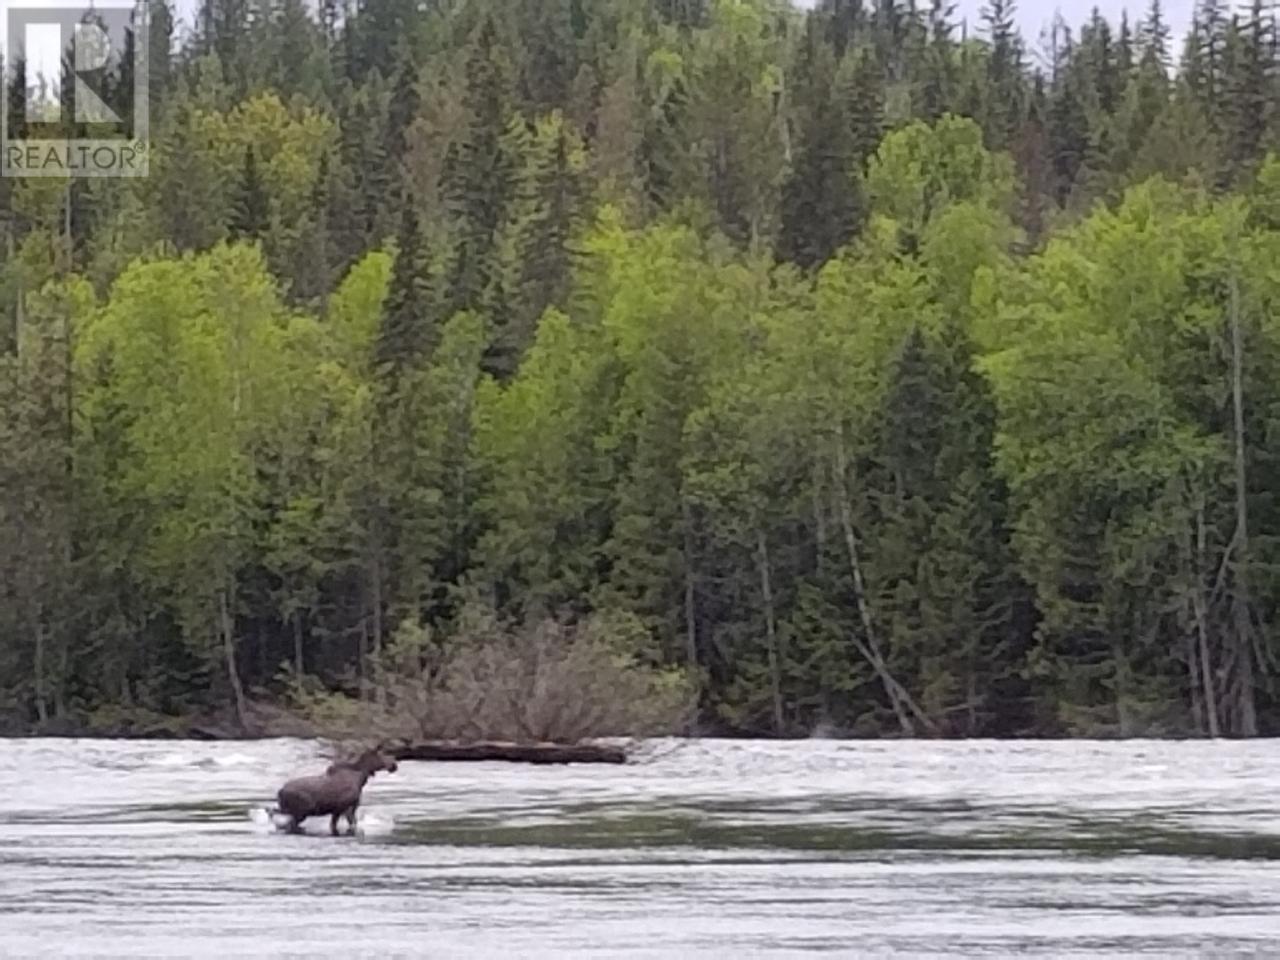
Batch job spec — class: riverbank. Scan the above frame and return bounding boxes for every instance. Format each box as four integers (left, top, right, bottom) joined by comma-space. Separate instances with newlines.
0, 710, 1247, 743
0, 702, 312, 741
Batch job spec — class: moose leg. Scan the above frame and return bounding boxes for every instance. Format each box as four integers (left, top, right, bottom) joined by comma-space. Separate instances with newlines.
330, 813, 342, 836
344, 805, 358, 835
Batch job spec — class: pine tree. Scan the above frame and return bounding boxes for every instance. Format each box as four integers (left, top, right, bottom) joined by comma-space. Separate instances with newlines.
639, 54, 693, 216
323, 136, 366, 282
198, 0, 251, 95
345, 0, 417, 84
445, 17, 519, 326
982, 0, 1024, 148
517, 0, 579, 113
336, 76, 394, 250
1224, 1, 1277, 177
920, 0, 959, 119
845, 44, 888, 165
1047, 30, 1096, 203
777, 22, 862, 269
385, 52, 421, 204
291, 152, 335, 305
148, 0, 174, 107
870, 0, 910, 83
270, 0, 324, 98
1139, 0, 1172, 69
377, 202, 435, 373
500, 120, 585, 377
229, 145, 269, 242
1190, 0, 1232, 125
656, 0, 709, 31
821, 0, 865, 58
153, 95, 226, 251
592, 39, 645, 210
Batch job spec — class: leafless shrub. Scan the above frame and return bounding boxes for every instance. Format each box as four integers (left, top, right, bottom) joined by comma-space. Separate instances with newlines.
285, 606, 696, 744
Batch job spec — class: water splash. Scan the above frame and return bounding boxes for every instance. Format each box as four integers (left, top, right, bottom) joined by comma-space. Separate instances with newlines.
355, 811, 396, 838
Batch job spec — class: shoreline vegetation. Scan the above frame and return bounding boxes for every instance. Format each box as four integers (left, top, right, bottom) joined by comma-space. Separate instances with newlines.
6, 1, 1280, 740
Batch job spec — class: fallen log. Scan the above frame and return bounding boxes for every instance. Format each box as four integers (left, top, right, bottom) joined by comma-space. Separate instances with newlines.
389, 740, 627, 765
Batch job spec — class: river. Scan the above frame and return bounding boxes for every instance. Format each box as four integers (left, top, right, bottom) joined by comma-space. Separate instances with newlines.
3, 738, 1280, 957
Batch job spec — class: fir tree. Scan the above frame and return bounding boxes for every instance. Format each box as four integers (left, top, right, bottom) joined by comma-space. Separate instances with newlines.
982, 0, 1024, 147
821, 0, 865, 58
229, 145, 269, 242
518, 0, 579, 113
1139, 0, 1172, 69
500, 121, 584, 378
445, 17, 519, 326
777, 22, 862, 269
291, 152, 335, 305
377, 202, 435, 373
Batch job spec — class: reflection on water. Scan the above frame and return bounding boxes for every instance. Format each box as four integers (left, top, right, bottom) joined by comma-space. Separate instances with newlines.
4, 739, 1280, 957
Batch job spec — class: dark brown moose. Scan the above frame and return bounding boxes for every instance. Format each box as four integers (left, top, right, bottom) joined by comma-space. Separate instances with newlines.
273, 748, 398, 835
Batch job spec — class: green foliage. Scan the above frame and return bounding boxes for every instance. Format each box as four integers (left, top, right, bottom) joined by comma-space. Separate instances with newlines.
9, 0, 1280, 739
868, 114, 1017, 247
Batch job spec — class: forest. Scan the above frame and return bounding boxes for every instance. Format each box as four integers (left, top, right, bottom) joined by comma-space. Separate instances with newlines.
3, 0, 1280, 739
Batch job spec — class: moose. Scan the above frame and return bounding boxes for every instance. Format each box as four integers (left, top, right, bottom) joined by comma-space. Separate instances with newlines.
272, 748, 399, 835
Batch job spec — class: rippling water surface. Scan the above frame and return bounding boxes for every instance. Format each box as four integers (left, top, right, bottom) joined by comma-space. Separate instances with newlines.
4, 738, 1280, 957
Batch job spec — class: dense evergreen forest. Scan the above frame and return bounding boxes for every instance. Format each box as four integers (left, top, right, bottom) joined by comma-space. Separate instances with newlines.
4, 0, 1280, 738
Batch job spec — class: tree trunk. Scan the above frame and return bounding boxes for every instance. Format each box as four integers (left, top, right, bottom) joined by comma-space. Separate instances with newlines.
12, 230, 24, 355
1113, 637, 1132, 737
834, 429, 937, 736
371, 565, 384, 661
1229, 270, 1257, 737
63, 181, 73, 273
392, 740, 627, 765
369, 553, 384, 694
756, 528, 784, 735
812, 459, 827, 573
358, 617, 369, 689
33, 618, 48, 726
1186, 616, 1203, 736
55, 640, 68, 719
1193, 505, 1220, 738
219, 588, 249, 733
682, 499, 700, 675
293, 609, 305, 677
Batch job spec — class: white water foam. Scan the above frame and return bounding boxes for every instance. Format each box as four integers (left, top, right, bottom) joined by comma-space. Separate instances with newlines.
213, 752, 258, 767
151, 752, 191, 767
246, 805, 394, 838
355, 811, 395, 838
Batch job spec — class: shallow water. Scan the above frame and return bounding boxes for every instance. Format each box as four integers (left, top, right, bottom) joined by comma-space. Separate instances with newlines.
4, 739, 1280, 957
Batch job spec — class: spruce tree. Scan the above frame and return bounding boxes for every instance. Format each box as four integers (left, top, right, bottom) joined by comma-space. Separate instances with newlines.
501, 121, 584, 377
1139, 0, 1172, 68
229, 145, 269, 242
1225, 1, 1276, 176
377, 202, 435, 374
920, 0, 959, 119
639, 60, 693, 216
982, 0, 1024, 149
656, 0, 709, 31
821, 0, 865, 58
517, 0, 579, 113
777, 22, 862, 269
385, 52, 421, 204
291, 152, 335, 305
445, 18, 518, 326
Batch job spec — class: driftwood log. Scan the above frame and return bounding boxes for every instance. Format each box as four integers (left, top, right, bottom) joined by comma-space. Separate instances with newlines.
389, 740, 627, 765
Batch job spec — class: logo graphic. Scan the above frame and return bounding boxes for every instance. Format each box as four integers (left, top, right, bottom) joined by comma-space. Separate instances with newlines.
1, 0, 149, 177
